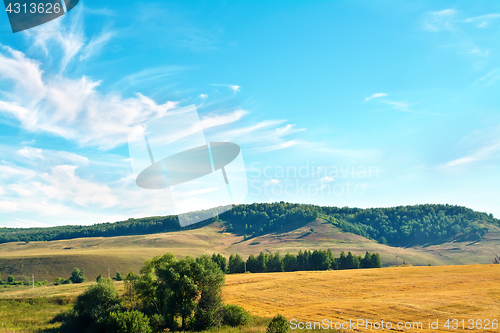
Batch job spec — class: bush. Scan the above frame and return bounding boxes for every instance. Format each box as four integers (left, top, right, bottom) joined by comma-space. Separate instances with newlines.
148, 314, 166, 332
115, 272, 124, 281
267, 314, 290, 333
70, 278, 121, 332
108, 310, 152, 333
221, 304, 251, 327
70, 268, 86, 283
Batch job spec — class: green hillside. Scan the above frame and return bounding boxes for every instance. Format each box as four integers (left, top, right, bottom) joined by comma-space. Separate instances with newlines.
0, 203, 497, 247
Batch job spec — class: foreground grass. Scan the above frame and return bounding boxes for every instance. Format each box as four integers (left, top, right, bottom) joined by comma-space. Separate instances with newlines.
0, 298, 72, 333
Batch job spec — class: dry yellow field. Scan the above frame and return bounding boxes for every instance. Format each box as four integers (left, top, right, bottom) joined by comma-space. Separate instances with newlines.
223, 265, 500, 333
1, 265, 499, 333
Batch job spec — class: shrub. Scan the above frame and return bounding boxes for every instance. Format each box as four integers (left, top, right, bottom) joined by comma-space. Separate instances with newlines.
115, 272, 124, 281
108, 310, 152, 333
70, 268, 86, 283
221, 304, 251, 327
267, 314, 290, 333
71, 278, 121, 331
148, 314, 165, 332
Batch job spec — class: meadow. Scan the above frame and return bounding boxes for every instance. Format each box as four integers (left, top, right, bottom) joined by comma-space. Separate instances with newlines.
1, 219, 499, 283
0, 264, 498, 333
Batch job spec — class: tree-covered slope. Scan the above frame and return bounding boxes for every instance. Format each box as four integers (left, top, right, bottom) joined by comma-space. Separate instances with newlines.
0, 202, 497, 246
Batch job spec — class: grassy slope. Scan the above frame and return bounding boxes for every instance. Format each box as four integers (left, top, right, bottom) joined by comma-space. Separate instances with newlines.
1, 220, 500, 282
1, 265, 498, 333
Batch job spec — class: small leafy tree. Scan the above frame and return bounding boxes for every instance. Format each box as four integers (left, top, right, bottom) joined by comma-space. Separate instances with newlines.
108, 310, 152, 333
96, 274, 103, 282
267, 314, 290, 333
54, 277, 64, 285
370, 253, 382, 268
70, 278, 121, 331
193, 256, 225, 330
7, 276, 15, 285
228, 254, 245, 274
115, 272, 124, 281
70, 268, 86, 283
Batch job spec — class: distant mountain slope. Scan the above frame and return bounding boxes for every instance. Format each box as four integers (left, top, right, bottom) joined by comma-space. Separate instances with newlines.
0, 203, 497, 247
1, 218, 499, 282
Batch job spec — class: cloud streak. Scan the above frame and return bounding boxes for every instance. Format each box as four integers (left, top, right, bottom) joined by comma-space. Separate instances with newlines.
364, 92, 388, 101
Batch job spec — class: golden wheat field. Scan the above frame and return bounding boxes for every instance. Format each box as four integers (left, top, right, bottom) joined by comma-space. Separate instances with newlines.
1, 265, 499, 333
223, 265, 500, 333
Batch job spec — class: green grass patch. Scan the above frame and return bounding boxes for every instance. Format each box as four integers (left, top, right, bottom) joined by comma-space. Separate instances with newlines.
0, 298, 72, 332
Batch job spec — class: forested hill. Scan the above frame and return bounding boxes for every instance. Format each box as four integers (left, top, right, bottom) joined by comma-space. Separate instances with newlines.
0, 203, 497, 246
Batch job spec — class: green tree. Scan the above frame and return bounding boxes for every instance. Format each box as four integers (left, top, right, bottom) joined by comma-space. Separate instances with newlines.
193, 256, 225, 330
130, 253, 226, 331
7, 275, 15, 285
256, 252, 267, 273
360, 251, 372, 268
228, 254, 245, 274
310, 250, 331, 270
337, 251, 347, 270
108, 310, 152, 333
96, 274, 103, 282
267, 314, 290, 333
115, 272, 124, 281
282, 252, 297, 272
345, 252, 360, 269
370, 253, 382, 268
70, 268, 86, 283
71, 278, 121, 332
266, 253, 283, 272
54, 277, 64, 285
211, 253, 227, 273
246, 254, 259, 273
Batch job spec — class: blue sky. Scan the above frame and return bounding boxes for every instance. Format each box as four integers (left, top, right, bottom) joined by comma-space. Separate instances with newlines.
0, 1, 499, 227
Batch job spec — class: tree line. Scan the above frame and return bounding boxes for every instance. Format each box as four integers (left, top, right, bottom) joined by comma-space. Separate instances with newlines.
211, 249, 381, 274
0, 273, 47, 287
0, 203, 497, 246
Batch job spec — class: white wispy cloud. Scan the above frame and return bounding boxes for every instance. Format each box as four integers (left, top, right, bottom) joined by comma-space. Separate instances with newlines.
364, 92, 388, 101
17, 147, 44, 160
0, 47, 179, 150
464, 13, 500, 28
380, 100, 444, 115
24, 4, 115, 72
35, 165, 119, 207
432, 9, 456, 17
383, 100, 410, 112
254, 140, 302, 152
211, 84, 241, 93
473, 68, 500, 86
200, 109, 248, 129
80, 31, 116, 60
423, 9, 456, 31
437, 142, 500, 169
